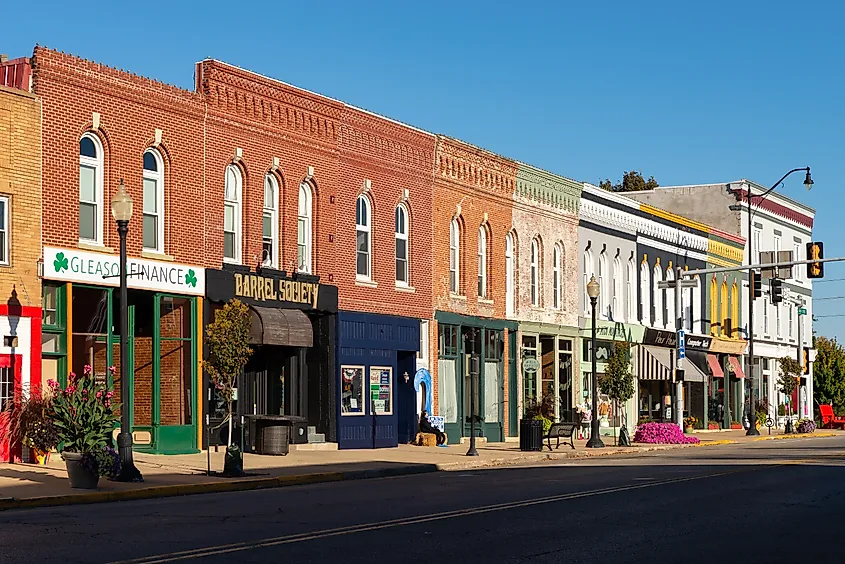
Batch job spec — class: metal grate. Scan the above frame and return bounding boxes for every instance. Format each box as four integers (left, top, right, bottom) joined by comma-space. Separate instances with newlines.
0, 367, 12, 412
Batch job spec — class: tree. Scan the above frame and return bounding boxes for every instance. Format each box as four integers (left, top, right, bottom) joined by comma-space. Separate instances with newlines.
599, 342, 635, 445
813, 336, 845, 415
778, 356, 801, 417
203, 299, 253, 454
599, 170, 659, 193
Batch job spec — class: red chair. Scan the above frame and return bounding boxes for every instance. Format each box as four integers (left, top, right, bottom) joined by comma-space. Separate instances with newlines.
819, 404, 845, 429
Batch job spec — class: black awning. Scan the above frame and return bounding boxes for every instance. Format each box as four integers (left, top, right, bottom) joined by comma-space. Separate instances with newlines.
250, 306, 313, 347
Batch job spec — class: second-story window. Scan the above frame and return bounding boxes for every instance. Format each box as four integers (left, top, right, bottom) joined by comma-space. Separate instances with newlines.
224, 165, 242, 263
505, 233, 515, 315
449, 219, 460, 294
263, 174, 279, 267
395, 204, 409, 285
477, 226, 487, 298
79, 134, 103, 245
356, 195, 371, 280
143, 150, 164, 253
552, 244, 561, 309
298, 182, 313, 273
530, 238, 540, 306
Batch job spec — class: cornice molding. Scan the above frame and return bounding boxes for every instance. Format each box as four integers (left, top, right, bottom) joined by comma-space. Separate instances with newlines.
515, 164, 582, 215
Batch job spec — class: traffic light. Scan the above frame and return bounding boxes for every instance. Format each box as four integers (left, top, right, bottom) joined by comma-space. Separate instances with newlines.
807, 242, 824, 279
803, 347, 811, 374
752, 271, 762, 299
770, 278, 783, 304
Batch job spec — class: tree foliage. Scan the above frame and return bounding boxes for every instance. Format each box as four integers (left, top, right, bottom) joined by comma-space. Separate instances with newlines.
813, 336, 845, 415
599, 170, 659, 193
599, 342, 635, 405
203, 299, 253, 446
777, 356, 801, 396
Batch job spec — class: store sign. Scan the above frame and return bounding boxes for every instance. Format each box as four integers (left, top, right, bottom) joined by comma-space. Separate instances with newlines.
522, 357, 540, 373
642, 328, 710, 350
43, 246, 205, 296
582, 339, 614, 362
205, 268, 338, 312
234, 272, 319, 308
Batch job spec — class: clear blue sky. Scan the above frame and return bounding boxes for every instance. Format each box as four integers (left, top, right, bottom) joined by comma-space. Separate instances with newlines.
5, 0, 844, 338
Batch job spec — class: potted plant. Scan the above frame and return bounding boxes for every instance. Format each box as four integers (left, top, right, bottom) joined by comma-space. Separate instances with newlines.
683, 416, 698, 434
1, 385, 59, 464
49, 365, 121, 489
521, 395, 554, 451
203, 299, 253, 476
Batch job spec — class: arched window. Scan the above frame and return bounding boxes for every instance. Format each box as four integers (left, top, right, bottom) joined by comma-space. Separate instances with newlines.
710, 276, 719, 335
142, 150, 164, 253
505, 233, 515, 315
263, 174, 279, 267
693, 276, 703, 333
731, 281, 739, 338
477, 226, 487, 297
627, 258, 636, 323
721, 280, 729, 337
530, 238, 540, 306
449, 219, 460, 293
395, 204, 409, 285
552, 244, 562, 309
653, 264, 664, 328
598, 252, 608, 318
224, 165, 242, 263
356, 195, 372, 279
640, 261, 651, 325
79, 134, 104, 244
583, 249, 594, 315
665, 267, 676, 329
612, 257, 622, 321
298, 182, 313, 273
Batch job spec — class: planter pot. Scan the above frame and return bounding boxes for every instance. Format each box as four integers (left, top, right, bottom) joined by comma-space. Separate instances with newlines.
34, 449, 50, 466
519, 419, 543, 452
684, 427, 694, 434
62, 452, 99, 489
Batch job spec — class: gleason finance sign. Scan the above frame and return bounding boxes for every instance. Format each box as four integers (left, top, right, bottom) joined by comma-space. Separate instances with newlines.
43, 246, 205, 296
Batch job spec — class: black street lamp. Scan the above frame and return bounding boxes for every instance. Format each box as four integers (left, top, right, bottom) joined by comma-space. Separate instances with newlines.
586, 276, 604, 449
111, 179, 143, 482
733, 168, 812, 437
465, 328, 479, 457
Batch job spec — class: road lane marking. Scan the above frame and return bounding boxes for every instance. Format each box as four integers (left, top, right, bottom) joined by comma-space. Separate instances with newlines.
108, 466, 763, 564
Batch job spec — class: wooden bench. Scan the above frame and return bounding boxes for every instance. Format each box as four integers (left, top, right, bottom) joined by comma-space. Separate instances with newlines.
544, 422, 577, 451
819, 405, 845, 430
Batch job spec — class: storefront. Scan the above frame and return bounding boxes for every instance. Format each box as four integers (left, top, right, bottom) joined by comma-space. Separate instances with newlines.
42, 246, 205, 454
578, 319, 644, 436
637, 328, 710, 425
204, 267, 338, 448
435, 312, 516, 445
519, 322, 579, 423
704, 337, 747, 428
337, 311, 420, 450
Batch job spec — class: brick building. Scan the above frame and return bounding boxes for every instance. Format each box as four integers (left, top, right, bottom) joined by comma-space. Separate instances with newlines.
0, 57, 42, 462
432, 136, 517, 443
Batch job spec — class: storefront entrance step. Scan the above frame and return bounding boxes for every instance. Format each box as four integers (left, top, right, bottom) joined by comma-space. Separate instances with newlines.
458, 437, 488, 445
289, 442, 339, 452
504, 436, 519, 443
307, 433, 326, 443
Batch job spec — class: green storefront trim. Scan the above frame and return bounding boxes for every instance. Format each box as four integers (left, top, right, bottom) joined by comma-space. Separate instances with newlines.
434, 310, 518, 331
577, 318, 644, 373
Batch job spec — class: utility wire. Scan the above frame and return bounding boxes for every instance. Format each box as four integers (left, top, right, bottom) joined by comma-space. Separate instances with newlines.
815, 296, 845, 301
813, 278, 845, 283
815, 314, 845, 318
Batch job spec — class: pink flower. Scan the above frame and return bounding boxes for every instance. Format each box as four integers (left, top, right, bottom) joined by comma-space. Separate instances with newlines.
83, 364, 92, 376
108, 366, 117, 374
104, 399, 111, 408
47, 379, 59, 390
106, 391, 114, 399
65, 385, 76, 394
68, 372, 77, 381
96, 391, 103, 398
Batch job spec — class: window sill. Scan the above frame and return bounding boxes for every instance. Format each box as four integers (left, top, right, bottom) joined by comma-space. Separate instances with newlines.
355, 279, 378, 288
141, 250, 174, 262
395, 284, 415, 293
450, 293, 467, 300
478, 298, 494, 305
223, 258, 241, 265
78, 241, 114, 254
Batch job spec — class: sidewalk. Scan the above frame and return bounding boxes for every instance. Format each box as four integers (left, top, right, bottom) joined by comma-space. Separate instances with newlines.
1, 430, 841, 511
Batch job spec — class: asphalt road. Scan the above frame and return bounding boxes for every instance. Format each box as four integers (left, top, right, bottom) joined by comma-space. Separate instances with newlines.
2, 437, 845, 564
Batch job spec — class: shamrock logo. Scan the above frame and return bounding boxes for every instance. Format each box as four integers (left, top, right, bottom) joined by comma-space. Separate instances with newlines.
185, 269, 198, 288
53, 252, 69, 273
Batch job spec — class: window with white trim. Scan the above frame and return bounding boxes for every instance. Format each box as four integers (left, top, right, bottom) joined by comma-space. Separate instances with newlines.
298, 182, 313, 273
79, 134, 104, 244
477, 226, 487, 298
653, 264, 664, 328
552, 244, 561, 309
449, 219, 460, 293
640, 262, 650, 325
142, 150, 164, 253
583, 249, 593, 315
356, 195, 372, 279
598, 252, 607, 318
0, 196, 8, 266
627, 258, 636, 322
223, 165, 242, 263
530, 238, 540, 306
665, 268, 675, 329
693, 276, 703, 333
263, 174, 279, 267
788, 303, 794, 338
793, 241, 801, 281
395, 204, 409, 285
612, 257, 622, 321
763, 300, 769, 335
505, 233, 515, 315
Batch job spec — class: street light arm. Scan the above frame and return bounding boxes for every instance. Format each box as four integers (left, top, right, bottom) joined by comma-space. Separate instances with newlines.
762, 167, 811, 198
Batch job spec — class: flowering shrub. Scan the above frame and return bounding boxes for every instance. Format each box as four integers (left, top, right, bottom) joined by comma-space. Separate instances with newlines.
633, 422, 700, 444
796, 419, 816, 434
82, 446, 121, 478
49, 365, 119, 454
1, 388, 59, 452
683, 416, 698, 429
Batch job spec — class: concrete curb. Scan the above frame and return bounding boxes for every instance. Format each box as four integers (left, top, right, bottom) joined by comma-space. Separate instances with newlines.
753, 432, 840, 442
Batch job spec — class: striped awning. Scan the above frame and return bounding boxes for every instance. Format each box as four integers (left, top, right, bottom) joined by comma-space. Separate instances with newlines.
728, 356, 745, 379
638, 346, 672, 381
707, 354, 724, 378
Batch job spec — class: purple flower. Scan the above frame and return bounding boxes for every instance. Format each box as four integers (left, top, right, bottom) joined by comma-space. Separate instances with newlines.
633, 422, 700, 445
83, 364, 92, 376
47, 379, 59, 390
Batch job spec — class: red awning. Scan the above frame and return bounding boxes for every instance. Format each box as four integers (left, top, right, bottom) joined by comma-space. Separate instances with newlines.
729, 356, 745, 379
707, 354, 724, 378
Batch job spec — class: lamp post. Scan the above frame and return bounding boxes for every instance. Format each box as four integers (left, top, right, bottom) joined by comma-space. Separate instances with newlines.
735, 168, 812, 437
111, 179, 143, 482
465, 328, 479, 457
586, 276, 604, 448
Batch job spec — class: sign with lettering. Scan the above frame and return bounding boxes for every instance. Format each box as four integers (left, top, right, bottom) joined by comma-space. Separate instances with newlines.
44, 246, 205, 296
642, 328, 710, 351
204, 268, 338, 312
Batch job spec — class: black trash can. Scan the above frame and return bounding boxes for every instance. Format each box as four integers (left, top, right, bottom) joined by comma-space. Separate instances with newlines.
519, 419, 543, 451
255, 421, 290, 455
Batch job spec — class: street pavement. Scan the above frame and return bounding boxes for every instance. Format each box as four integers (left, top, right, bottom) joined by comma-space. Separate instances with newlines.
1, 436, 844, 563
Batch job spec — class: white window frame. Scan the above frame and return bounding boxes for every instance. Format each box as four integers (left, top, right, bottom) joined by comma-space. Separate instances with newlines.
530, 238, 540, 307
612, 257, 622, 321
793, 241, 801, 281
693, 276, 703, 333
665, 268, 675, 329
653, 265, 664, 328
477, 226, 487, 298
356, 195, 372, 280
262, 174, 279, 268
583, 249, 594, 315
552, 244, 561, 309
0, 196, 9, 266
449, 219, 460, 294
395, 204, 409, 286
79, 133, 104, 246
223, 165, 243, 264
598, 252, 608, 318
788, 303, 794, 339
142, 149, 165, 253
298, 182, 313, 273
763, 299, 769, 335
505, 233, 515, 315
627, 259, 636, 323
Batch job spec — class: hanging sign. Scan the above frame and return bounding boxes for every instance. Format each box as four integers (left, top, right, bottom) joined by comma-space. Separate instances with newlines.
522, 357, 540, 373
